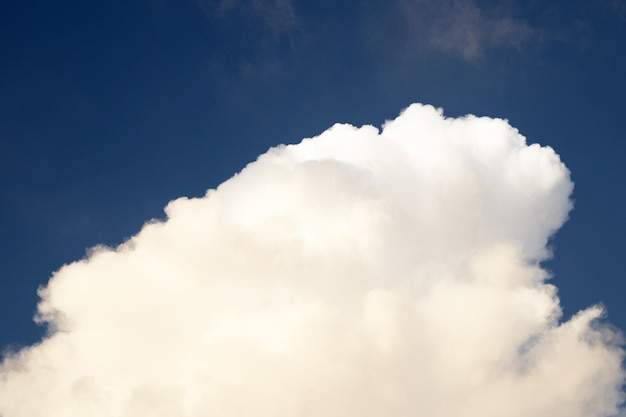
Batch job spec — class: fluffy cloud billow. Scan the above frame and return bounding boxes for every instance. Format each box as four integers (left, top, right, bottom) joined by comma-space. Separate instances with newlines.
1, 104, 623, 417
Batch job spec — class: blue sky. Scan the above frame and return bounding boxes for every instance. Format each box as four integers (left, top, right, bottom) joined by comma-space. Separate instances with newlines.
1, 0, 625, 356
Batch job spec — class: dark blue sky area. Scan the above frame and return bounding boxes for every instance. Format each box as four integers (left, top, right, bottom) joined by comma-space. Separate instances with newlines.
1, 0, 625, 349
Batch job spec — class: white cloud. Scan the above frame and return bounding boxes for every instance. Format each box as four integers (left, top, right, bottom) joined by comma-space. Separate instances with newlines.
1, 104, 623, 417
397, 0, 536, 60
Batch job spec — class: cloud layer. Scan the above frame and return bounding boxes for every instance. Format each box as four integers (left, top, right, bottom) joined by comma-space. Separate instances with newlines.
1, 104, 623, 417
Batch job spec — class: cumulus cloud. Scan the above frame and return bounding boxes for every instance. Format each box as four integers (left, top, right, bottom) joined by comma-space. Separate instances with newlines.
1, 104, 624, 417
397, 0, 536, 60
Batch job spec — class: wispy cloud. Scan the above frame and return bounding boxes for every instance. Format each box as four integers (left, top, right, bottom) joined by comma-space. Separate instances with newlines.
609, 0, 626, 18
195, 0, 299, 80
397, 0, 536, 60
197, 0, 298, 35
